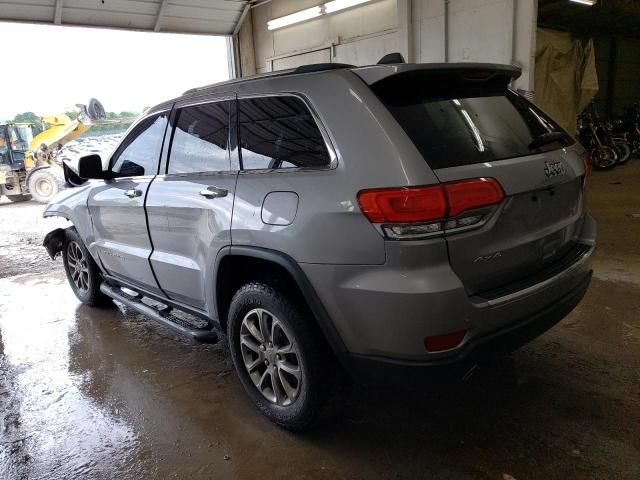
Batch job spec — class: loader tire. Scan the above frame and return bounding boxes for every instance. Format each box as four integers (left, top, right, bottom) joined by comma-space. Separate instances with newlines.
28, 169, 63, 203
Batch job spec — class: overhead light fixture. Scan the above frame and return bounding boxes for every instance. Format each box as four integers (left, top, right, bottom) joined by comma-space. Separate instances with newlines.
267, 0, 374, 31
569, 0, 597, 5
324, 0, 372, 14
267, 6, 322, 30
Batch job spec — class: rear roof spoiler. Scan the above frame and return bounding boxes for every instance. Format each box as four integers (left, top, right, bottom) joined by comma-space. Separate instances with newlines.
352, 63, 522, 86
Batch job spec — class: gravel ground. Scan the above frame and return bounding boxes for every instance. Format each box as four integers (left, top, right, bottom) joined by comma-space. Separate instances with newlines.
0, 198, 67, 278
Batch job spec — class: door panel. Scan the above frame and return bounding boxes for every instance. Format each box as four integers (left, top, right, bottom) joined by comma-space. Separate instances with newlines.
89, 178, 160, 292
146, 98, 237, 311
147, 174, 237, 309
88, 111, 170, 294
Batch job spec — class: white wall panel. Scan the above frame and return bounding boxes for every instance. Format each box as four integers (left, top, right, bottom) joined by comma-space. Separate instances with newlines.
447, 0, 513, 63
243, 0, 537, 86
251, 0, 397, 72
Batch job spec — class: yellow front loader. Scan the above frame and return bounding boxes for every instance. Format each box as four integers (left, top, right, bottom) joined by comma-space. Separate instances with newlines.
0, 99, 105, 203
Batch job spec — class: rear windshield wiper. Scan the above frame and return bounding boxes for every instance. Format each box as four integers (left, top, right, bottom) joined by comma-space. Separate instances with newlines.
528, 132, 568, 151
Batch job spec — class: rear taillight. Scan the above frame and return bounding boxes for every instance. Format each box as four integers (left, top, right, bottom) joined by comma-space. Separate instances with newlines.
357, 178, 504, 239
357, 186, 446, 223
443, 178, 505, 217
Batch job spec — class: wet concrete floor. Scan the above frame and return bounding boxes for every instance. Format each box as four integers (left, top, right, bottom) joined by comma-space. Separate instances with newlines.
1, 164, 639, 480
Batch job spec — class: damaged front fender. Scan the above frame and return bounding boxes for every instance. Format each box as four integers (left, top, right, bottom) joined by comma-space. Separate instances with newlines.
43, 228, 68, 260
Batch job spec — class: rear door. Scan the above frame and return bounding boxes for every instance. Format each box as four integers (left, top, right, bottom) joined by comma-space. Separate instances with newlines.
146, 96, 237, 310
370, 68, 586, 295
88, 111, 169, 293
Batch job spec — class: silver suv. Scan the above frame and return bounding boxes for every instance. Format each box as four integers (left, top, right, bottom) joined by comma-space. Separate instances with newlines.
43, 59, 596, 430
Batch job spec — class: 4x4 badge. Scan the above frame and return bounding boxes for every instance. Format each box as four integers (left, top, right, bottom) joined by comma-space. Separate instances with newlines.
544, 161, 566, 178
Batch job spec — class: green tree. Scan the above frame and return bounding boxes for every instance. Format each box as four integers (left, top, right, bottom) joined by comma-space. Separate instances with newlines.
13, 112, 44, 133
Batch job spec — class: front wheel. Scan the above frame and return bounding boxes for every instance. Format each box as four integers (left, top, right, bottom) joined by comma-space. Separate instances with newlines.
591, 146, 617, 170
62, 228, 111, 307
613, 140, 631, 164
27, 169, 63, 203
227, 282, 330, 430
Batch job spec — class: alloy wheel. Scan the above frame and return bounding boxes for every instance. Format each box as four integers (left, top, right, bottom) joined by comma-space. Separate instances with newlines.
67, 241, 89, 293
239, 308, 302, 406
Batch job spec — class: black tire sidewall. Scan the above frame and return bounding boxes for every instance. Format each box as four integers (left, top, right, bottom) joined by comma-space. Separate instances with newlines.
227, 283, 326, 430
615, 143, 631, 164
591, 147, 617, 170
28, 169, 61, 203
62, 228, 110, 307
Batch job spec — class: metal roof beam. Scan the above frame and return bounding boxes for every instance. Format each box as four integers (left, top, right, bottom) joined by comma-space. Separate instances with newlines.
233, 3, 251, 35
54, 0, 63, 25
154, 0, 169, 32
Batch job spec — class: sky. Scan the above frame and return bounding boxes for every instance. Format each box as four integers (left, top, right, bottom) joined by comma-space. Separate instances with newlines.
0, 22, 229, 120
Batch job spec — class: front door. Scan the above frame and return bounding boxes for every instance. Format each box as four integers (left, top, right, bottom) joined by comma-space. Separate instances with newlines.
88, 111, 169, 294
146, 97, 238, 311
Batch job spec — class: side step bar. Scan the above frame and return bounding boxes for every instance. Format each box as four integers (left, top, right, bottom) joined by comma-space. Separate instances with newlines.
100, 282, 219, 343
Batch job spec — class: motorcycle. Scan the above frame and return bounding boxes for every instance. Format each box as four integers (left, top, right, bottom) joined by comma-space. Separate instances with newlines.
619, 103, 640, 157
607, 119, 632, 164
578, 111, 618, 170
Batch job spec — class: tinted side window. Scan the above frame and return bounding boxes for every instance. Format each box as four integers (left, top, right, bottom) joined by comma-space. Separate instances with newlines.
111, 113, 168, 177
168, 101, 230, 174
238, 96, 331, 170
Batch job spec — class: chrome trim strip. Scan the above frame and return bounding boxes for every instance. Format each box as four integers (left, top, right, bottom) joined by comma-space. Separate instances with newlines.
471, 243, 593, 308
154, 171, 238, 180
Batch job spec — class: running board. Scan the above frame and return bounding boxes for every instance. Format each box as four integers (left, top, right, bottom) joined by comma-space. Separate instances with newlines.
100, 282, 219, 343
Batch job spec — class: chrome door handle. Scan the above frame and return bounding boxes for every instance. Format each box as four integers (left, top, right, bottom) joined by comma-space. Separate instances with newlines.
199, 186, 228, 199
125, 189, 142, 198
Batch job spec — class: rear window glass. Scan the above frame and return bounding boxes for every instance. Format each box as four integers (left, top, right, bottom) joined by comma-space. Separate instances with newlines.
371, 71, 573, 169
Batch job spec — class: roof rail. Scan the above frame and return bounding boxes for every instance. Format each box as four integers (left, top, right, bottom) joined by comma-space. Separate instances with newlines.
182, 63, 354, 96
293, 63, 355, 74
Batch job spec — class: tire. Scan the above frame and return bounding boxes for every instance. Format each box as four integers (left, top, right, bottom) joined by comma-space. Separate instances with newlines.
87, 98, 106, 121
227, 282, 330, 431
590, 146, 617, 170
613, 140, 631, 164
6, 194, 32, 202
27, 169, 63, 203
62, 228, 111, 307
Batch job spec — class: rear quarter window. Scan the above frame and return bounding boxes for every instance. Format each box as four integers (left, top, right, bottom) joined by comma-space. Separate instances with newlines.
238, 96, 331, 170
371, 71, 573, 169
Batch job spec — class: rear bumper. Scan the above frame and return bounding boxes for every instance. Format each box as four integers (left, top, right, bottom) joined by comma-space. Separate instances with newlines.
300, 213, 596, 377
343, 269, 591, 385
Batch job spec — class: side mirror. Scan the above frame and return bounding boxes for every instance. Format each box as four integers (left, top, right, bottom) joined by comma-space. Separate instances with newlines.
77, 154, 108, 180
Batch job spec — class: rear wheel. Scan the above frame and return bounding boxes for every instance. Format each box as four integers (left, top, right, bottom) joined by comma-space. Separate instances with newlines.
28, 169, 63, 203
6, 194, 32, 202
62, 228, 111, 307
227, 282, 330, 430
591, 146, 617, 170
